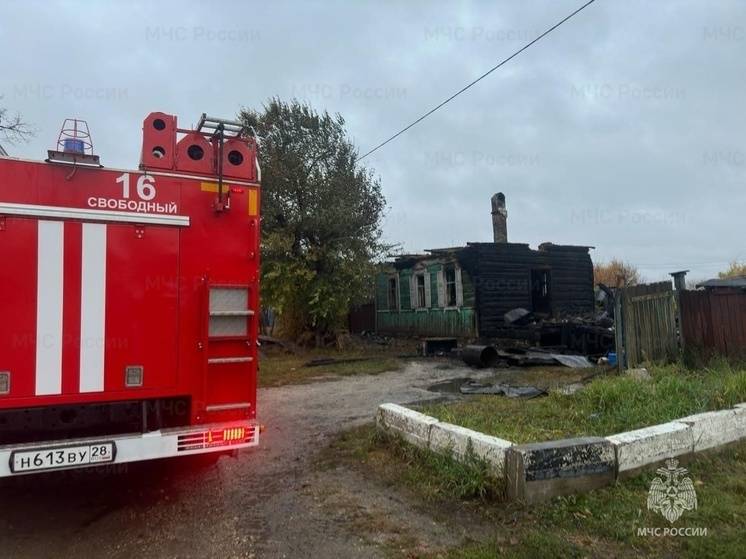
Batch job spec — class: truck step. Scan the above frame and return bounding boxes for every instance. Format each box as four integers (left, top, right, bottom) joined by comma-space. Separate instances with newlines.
207, 356, 254, 365
205, 402, 252, 412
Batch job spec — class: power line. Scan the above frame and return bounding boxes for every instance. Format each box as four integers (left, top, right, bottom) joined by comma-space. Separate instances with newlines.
359, 0, 599, 161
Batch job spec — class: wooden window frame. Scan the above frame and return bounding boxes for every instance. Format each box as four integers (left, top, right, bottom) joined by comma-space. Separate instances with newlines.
444, 266, 457, 307
415, 274, 426, 309
387, 275, 399, 311
441, 264, 464, 309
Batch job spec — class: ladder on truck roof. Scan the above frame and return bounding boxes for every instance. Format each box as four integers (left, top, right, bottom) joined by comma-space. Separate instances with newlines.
195, 114, 250, 211
195, 114, 247, 138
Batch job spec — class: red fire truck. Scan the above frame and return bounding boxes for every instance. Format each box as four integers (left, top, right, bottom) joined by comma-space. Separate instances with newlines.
0, 112, 260, 476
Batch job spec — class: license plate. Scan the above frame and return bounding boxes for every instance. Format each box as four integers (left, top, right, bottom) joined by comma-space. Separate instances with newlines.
10, 442, 116, 473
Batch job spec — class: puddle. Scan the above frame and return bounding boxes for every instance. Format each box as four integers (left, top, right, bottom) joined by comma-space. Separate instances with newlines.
427, 377, 472, 394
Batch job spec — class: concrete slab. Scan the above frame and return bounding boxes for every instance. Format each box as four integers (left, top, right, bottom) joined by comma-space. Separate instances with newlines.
429, 421, 512, 475
376, 403, 438, 448
506, 437, 615, 504
606, 422, 693, 475
676, 408, 746, 452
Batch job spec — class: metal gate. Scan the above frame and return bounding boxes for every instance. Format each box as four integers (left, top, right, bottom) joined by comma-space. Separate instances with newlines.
614, 281, 679, 369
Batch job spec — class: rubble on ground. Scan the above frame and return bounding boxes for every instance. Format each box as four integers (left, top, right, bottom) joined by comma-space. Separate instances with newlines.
460, 345, 594, 369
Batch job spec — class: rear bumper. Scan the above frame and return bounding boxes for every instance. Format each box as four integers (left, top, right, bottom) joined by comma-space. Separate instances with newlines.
0, 421, 258, 478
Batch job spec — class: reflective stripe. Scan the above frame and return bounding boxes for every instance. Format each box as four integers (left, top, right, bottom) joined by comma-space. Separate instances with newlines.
0, 202, 189, 227
247, 189, 258, 216
79, 223, 107, 393
35, 220, 64, 395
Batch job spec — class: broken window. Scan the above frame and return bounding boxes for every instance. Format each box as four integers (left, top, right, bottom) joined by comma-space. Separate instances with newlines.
387, 276, 399, 310
445, 266, 457, 307
416, 274, 426, 308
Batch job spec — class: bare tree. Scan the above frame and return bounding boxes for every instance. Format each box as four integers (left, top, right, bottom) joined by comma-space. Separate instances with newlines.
593, 259, 642, 288
719, 261, 746, 279
0, 99, 33, 144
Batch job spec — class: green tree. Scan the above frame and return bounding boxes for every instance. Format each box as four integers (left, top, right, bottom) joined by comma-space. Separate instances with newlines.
240, 98, 389, 345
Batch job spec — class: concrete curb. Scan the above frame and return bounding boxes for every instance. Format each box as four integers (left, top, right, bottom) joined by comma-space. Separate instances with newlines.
606, 421, 694, 474
376, 401, 746, 503
675, 407, 746, 452
376, 403, 512, 474
507, 437, 615, 504
376, 403, 439, 447
430, 421, 512, 476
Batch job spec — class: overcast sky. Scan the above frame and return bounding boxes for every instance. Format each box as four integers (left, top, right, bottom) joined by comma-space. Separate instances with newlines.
1, 0, 744, 282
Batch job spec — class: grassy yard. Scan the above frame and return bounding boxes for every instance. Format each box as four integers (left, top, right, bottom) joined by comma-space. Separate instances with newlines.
436, 436, 746, 559
420, 361, 746, 443
259, 347, 408, 388
326, 424, 746, 558
320, 360, 746, 557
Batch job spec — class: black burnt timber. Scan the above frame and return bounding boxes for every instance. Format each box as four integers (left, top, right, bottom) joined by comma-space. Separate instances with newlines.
456, 242, 594, 339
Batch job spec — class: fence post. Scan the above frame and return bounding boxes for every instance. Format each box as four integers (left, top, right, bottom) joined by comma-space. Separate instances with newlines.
614, 288, 626, 370
670, 271, 688, 356
675, 290, 685, 354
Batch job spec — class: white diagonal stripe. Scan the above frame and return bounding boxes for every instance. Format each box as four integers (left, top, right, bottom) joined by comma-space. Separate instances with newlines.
35, 220, 64, 395
80, 223, 107, 393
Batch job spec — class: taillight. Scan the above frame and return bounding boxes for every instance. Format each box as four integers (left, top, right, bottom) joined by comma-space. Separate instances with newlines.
177, 425, 255, 452
221, 427, 246, 442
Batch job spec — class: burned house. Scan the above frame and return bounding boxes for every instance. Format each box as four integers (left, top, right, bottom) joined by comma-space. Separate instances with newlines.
375, 193, 595, 338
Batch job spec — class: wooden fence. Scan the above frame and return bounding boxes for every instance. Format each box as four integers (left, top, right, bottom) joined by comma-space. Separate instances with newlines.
679, 291, 746, 357
615, 281, 679, 369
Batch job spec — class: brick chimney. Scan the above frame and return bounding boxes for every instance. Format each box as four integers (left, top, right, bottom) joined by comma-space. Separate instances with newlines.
491, 192, 507, 243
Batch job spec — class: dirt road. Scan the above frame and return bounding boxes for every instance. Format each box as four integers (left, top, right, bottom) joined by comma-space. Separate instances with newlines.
0, 361, 493, 558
